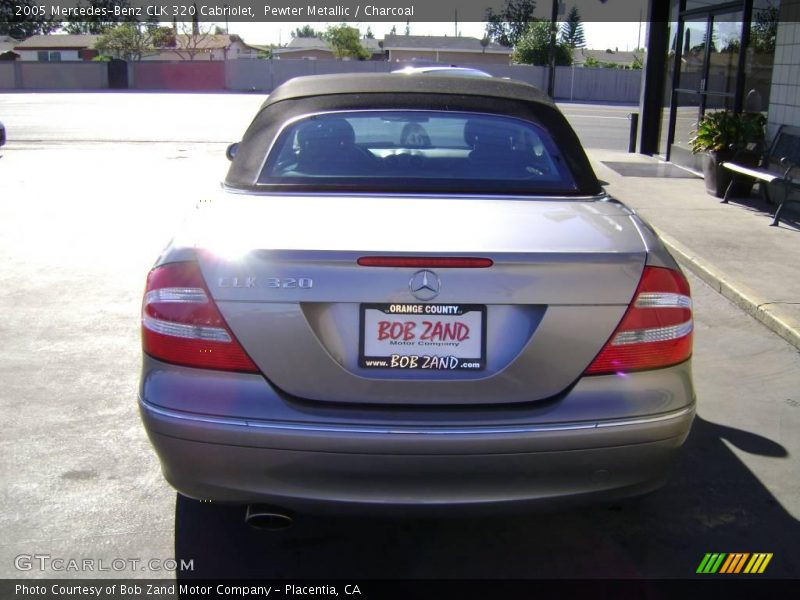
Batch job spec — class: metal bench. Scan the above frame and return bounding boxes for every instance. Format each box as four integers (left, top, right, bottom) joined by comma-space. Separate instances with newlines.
721, 124, 800, 226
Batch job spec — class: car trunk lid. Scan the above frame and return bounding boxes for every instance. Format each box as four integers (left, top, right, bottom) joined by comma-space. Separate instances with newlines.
185, 192, 646, 405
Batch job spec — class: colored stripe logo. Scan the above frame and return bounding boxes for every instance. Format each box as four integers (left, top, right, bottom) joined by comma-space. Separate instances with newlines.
697, 553, 773, 574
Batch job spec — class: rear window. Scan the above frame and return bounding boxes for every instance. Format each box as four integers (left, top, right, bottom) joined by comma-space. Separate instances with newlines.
258, 111, 578, 194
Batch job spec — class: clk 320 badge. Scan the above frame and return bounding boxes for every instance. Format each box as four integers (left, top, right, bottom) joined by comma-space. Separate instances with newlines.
217, 277, 313, 289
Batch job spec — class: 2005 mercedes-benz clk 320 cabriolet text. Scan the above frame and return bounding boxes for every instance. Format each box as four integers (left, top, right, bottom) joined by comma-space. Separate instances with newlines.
139, 74, 695, 527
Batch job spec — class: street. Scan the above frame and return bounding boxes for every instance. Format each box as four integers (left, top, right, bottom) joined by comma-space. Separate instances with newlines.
0, 92, 636, 150
0, 93, 798, 579
559, 101, 638, 151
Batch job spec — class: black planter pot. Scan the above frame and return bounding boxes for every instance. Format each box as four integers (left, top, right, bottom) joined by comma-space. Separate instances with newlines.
701, 150, 759, 199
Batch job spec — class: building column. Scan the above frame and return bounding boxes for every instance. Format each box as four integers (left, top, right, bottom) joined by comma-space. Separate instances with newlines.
767, 0, 800, 138
638, 0, 670, 154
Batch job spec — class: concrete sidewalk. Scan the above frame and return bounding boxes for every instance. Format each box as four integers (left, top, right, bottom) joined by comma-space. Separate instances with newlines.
588, 149, 800, 350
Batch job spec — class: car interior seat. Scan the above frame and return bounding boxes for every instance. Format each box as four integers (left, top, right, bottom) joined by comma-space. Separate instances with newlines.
465, 119, 537, 178
296, 118, 375, 175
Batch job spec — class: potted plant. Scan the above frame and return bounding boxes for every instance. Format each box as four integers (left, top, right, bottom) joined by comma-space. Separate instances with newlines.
689, 110, 766, 198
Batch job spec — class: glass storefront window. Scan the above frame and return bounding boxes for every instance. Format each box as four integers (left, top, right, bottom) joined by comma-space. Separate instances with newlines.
651, 0, 775, 163
679, 16, 711, 92
744, 0, 778, 112
673, 91, 703, 153
658, 0, 681, 156
706, 11, 744, 96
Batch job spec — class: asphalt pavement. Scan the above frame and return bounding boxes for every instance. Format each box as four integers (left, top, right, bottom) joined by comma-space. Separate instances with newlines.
0, 92, 636, 149
559, 102, 638, 151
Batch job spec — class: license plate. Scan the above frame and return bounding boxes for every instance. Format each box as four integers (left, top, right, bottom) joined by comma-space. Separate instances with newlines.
359, 303, 486, 370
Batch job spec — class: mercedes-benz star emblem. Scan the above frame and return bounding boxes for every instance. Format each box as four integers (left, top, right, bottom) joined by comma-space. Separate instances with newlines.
409, 270, 441, 301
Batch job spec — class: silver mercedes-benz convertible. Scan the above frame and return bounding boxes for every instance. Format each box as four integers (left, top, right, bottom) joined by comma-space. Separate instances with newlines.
139, 74, 694, 525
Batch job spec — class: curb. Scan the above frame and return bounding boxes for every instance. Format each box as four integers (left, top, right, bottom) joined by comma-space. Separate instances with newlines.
654, 228, 800, 352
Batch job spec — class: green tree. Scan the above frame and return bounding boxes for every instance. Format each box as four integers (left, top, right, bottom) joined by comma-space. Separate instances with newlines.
389, 25, 397, 35
323, 24, 370, 60
513, 21, 572, 66
151, 26, 176, 48
484, 0, 537, 48
693, 27, 717, 53
292, 25, 318, 38
365, 26, 374, 39
252, 43, 279, 60
95, 23, 156, 61
559, 6, 586, 48
721, 38, 741, 53
63, 0, 133, 35
750, 5, 778, 53
405, 21, 411, 36
0, 0, 58, 38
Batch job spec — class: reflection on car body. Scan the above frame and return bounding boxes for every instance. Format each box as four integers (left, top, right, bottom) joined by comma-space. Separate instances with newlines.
391, 65, 493, 78
139, 74, 695, 524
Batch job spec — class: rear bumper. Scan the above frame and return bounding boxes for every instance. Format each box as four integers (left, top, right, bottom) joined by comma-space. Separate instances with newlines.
140, 397, 694, 514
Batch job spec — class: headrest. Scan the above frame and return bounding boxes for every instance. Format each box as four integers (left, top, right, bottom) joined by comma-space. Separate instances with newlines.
464, 119, 515, 149
297, 118, 356, 148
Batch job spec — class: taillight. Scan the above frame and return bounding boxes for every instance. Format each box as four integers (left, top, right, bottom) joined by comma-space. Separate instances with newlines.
585, 266, 692, 375
142, 262, 258, 373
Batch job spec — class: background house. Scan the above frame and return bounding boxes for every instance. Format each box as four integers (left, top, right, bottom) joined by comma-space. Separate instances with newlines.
571, 49, 641, 68
14, 35, 100, 61
382, 35, 512, 65
272, 36, 384, 60
148, 34, 260, 61
272, 37, 334, 60
13, 33, 261, 62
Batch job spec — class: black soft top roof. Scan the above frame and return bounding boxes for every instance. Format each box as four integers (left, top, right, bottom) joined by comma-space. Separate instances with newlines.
261, 73, 556, 109
226, 73, 600, 195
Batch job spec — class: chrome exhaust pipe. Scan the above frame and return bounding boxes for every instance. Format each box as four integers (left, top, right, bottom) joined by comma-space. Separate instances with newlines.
244, 504, 294, 530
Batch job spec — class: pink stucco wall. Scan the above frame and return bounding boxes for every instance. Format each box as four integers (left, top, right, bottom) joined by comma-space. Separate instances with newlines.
133, 61, 225, 91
